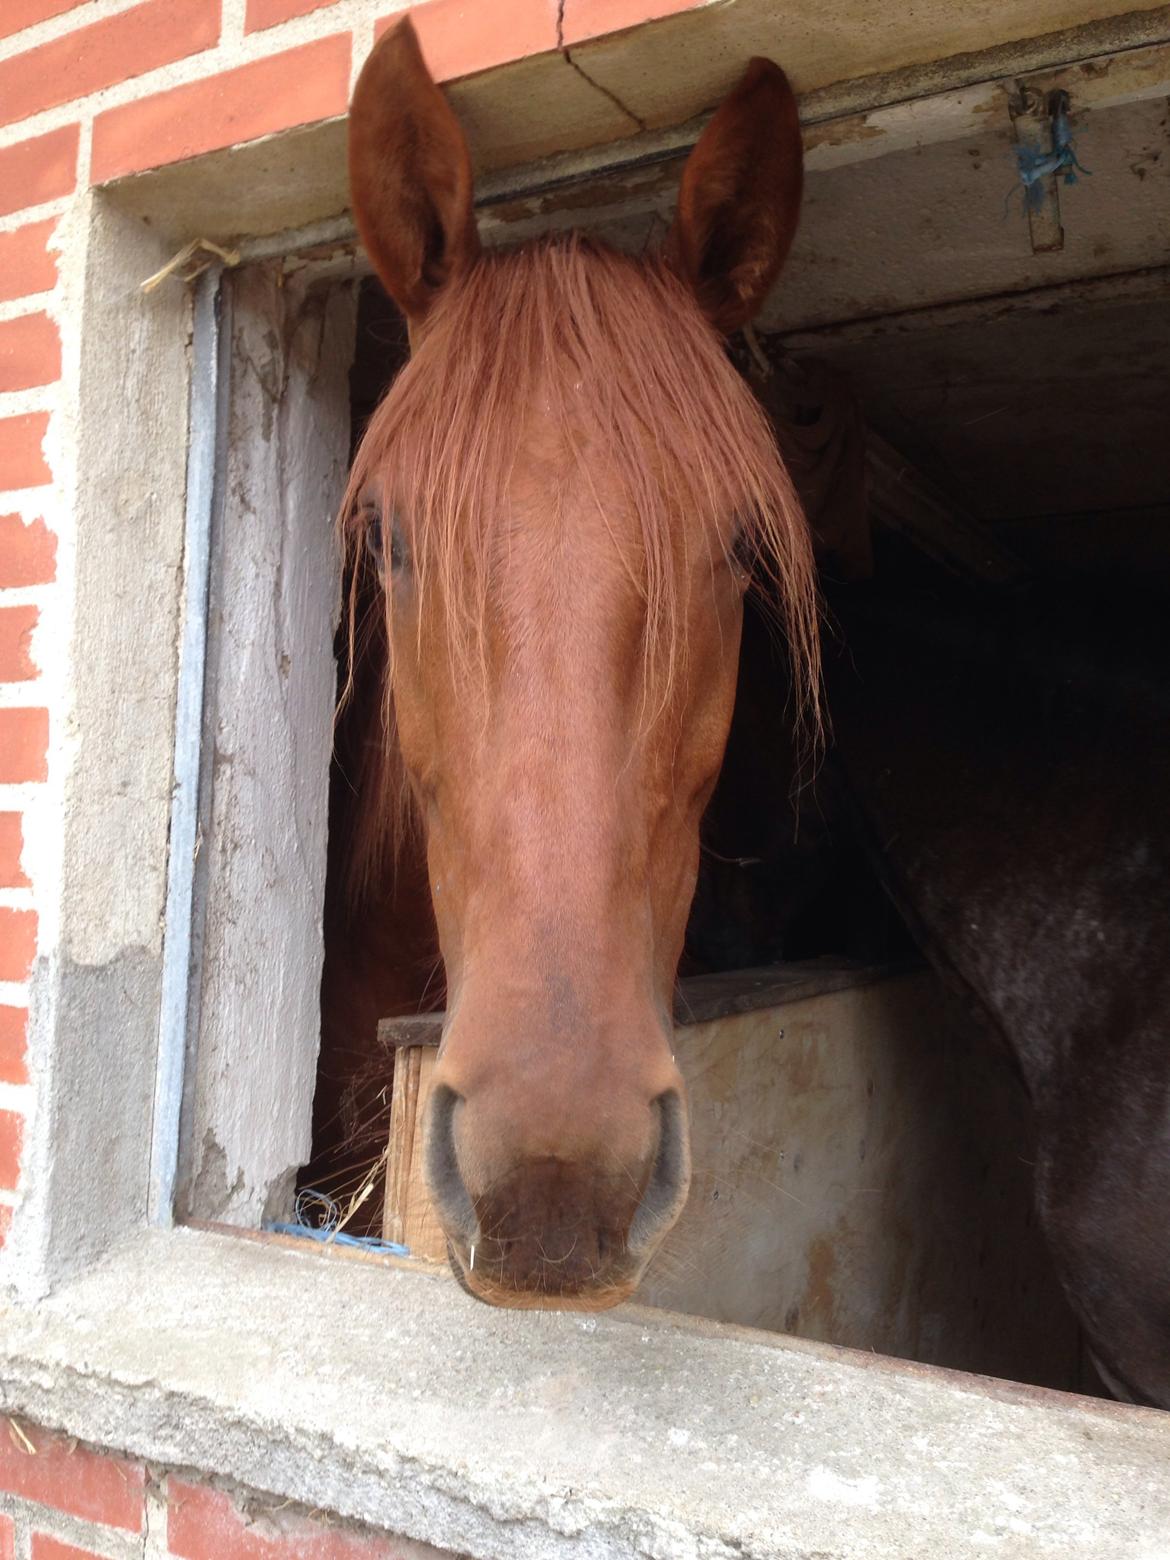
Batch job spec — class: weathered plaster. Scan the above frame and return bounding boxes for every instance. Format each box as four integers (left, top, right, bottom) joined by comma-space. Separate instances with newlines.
1, 195, 192, 1300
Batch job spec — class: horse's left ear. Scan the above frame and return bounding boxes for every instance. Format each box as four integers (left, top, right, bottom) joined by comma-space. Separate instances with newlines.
348, 18, 480, 325
669, 58, 803, 335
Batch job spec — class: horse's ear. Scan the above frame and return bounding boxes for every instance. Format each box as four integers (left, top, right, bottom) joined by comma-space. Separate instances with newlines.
348, 18, 480, 324
669, 58, 803, 335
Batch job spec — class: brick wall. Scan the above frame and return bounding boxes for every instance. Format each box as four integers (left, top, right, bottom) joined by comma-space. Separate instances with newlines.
0, 1418, 449, 1558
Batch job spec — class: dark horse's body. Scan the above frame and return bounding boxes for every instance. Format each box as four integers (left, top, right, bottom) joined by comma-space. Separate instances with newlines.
822, 567, 1170, 1406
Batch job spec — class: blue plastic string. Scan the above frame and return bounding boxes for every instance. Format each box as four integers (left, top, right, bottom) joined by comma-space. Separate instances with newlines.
265, 1187, 411, 1257
1013, 107, 1090, 210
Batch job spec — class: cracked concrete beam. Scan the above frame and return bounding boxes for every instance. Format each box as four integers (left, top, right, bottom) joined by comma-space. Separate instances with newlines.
563, 0, 1170, 133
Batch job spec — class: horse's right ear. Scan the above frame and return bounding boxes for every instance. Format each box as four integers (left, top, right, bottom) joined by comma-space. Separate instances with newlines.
669, 58, 803, 335
348, 19, 480, 325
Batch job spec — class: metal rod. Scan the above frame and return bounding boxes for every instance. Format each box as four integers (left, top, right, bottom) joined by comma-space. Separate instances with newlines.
149, 266, 228, 1225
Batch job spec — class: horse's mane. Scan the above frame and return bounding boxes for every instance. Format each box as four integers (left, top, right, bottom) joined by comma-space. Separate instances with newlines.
338, 233, 821, 899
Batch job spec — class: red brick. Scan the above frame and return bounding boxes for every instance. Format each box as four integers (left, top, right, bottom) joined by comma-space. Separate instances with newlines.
0, 910, 36, 984
0, 0, 87, 42
0, 415, 51, 491
0, 1511, 12, 1560
0, 817, 29, 889
0, 126, 78, 218
375, 0, 557, 80
0, 221, 58, 304
0, 315, 59, 395
92, 33, 350, 184
561, 0, 705, 45
0, 1007, 29, 1086
168, 1477, 408, 1559
32, 1537, 106, 1560
0, 607, 38, 682
246, 0, 338, 32
0, 1424, 145, 1532
0, 708, 48, 782
0, 1109, 24, 1188
0, 514, 56, 586
0, 0, 221, 130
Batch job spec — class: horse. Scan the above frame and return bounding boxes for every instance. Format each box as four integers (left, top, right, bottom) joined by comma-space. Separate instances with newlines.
313, 19, 820, 1309
820, 562, 1170, 1408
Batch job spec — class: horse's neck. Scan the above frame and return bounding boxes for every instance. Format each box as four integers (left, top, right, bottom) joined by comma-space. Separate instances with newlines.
826, 580, 1170, 1093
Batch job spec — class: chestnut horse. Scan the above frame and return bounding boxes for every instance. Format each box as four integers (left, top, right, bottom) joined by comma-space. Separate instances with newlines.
316, 22, 819, 1308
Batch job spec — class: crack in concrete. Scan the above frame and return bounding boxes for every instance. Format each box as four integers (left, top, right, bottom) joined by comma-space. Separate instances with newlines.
556, 0, 647, 133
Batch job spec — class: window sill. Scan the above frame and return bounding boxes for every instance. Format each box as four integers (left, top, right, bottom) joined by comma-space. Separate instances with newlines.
0, 1225, 1165, 1558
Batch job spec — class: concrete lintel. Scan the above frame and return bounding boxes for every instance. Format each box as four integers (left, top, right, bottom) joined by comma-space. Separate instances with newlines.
0, 1227, 1168, 1559
100, 9, 1170, 253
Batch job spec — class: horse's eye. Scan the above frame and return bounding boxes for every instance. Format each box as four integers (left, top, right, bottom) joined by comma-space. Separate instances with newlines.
363, 503, 407, 577
364, 507, 383, 567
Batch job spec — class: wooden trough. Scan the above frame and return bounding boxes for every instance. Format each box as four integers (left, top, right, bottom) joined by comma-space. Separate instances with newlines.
381, 961, 1088, 1391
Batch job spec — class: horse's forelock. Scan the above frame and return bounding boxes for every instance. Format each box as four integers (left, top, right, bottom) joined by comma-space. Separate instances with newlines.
338, 233, 821, 884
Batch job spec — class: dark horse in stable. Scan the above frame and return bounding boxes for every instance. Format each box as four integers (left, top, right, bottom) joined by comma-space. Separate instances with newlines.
822, 571, 1170, 1409
316, 23, 1170, 1406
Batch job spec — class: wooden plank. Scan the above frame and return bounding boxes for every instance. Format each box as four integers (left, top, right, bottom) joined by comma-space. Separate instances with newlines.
383, 1047, 420, 1248
381, 972, 1086, 1390
671, 958, 920, 1024
376, 958, 915, 1049
177, 266, 356, 1225
383, 1048, 447, 1264
637, 974, 1083, 1388
379, 1014, 445, 1051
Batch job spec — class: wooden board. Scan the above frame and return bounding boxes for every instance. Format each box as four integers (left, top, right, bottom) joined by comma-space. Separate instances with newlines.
383, 1046, 447, 1263
382, 967, 1087, 1390
178, 267, 355, 1225
376, 957, 909, 1049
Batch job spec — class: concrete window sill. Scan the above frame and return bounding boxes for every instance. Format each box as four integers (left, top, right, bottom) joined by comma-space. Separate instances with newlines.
0, 1226, 1167, 1558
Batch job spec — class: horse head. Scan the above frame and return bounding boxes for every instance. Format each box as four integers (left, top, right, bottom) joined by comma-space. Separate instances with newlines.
343, 20, 818, 1308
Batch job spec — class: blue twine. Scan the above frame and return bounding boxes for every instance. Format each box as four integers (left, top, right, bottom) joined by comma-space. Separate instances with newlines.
265, 1187, 410, 1257
1013, 107, 1090, 210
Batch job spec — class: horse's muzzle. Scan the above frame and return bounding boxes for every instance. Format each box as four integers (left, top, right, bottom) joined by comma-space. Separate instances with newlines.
424, 1081, 690, 1309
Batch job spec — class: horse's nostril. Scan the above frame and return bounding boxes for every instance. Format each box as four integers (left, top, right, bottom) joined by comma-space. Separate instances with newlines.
426, 1074, 688, 1301
627, 1088, 690, 1255
424, 1084, 479, 1246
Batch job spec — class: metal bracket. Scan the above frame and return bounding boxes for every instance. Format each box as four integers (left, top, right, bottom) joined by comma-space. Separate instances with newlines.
1009, 85, 1068, 255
